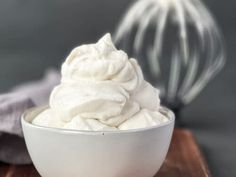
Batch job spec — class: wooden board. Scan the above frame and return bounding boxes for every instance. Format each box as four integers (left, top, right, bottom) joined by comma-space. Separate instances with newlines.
0, 129, 211, 177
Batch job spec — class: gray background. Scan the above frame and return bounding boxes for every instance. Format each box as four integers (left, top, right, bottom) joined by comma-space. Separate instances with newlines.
0, 0, 235, 177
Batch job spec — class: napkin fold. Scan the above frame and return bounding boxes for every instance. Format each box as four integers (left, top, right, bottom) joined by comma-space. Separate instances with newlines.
0, 69, 60, 164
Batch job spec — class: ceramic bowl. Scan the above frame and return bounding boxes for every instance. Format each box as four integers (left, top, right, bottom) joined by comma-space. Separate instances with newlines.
21, 106, 174, 177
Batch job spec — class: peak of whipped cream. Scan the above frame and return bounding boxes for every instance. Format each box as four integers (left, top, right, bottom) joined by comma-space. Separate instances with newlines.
32, 33, 168, 131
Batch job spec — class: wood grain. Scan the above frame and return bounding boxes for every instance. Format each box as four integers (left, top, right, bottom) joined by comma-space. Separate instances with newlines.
0, 129, 211, 177
155, 129, 211, 177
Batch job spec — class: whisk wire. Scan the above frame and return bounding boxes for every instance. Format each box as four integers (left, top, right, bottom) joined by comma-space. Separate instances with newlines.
167, 47, 181, 101
134, 6, 159, 53
150, 4, 169, 76
174, 0, 189, 65
179, 49, 199, 99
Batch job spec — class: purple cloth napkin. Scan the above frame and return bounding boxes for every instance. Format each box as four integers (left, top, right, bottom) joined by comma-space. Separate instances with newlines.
0, 69, 60, 164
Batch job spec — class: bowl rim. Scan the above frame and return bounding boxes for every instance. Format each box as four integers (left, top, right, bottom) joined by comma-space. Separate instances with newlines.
21, 105, 175, 135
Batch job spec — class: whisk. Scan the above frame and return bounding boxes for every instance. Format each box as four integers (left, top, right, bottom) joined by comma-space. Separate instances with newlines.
114, 0, 226, 119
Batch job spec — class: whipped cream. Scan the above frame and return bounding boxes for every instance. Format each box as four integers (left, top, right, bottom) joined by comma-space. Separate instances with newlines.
32, 33, 168, 130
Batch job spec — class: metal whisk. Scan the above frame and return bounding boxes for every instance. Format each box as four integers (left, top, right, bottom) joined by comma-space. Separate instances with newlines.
114, 0, 226, 117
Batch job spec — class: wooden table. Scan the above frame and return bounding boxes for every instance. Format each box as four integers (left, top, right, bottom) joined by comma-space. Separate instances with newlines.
0, 129, 211, 177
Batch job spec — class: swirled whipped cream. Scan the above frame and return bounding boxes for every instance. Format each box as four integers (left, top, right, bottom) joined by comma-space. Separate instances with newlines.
32, 33, 168, 130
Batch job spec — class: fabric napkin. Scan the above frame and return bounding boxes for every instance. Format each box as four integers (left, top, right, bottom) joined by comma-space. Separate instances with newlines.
0, 69, 60, 164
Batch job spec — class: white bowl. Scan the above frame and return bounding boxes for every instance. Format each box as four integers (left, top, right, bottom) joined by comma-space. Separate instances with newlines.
21, 106, 175, 177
